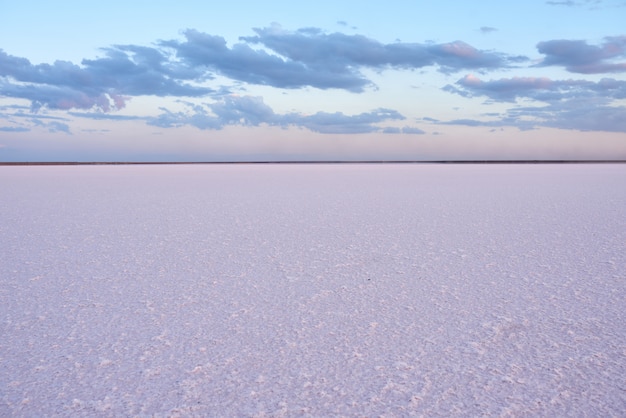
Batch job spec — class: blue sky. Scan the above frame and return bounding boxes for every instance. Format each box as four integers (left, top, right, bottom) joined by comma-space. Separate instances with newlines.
1, 0, 625, 161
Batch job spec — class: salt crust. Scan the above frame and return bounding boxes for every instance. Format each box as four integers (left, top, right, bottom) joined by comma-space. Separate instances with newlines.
1, 164, 625, 416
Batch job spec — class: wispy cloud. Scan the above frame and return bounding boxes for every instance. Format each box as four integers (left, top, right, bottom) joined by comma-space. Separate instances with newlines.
29, 118, 72, 134
545, 0, 626, 8
0, 126, 30, 132
401, 126, 427, 134
546, 0, 601, 7
143, 95, 412, 134
444, 74, 626, 102
435, 109, 625, 133
288, 108, 405, 134
67, 112, 144, 121
381, 126, 427, 134
0, 107, 73, 134
441, 74, 626, 132
479, 27, 498, 34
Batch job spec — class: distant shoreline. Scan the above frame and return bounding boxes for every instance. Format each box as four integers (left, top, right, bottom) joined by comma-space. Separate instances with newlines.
1, 160, 625, 166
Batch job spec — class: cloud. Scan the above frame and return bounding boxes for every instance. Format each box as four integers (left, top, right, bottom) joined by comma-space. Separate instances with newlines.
438, 117, 536, 131
480, 27, 498, 34
382, 126, 426, 134
3, 25, 622, 137
1, 25, 525, 114
161, 29, 371, 92
540, 103, 626, 131
289, 108, 405, 134
444, 74, 626, 102
402, 126, 426, 134
0, 72, 118, 112
147, 95, 407, 134
440, 74, 626, 132
546, 0, 599, 6
536, 36, 626, 73
29, 118, 72, 134
68, 112, 144, 121
47, 121, 72, 134
0, 126, 29, 132
502, 100, 626, 132
545, 0, 626, 8
1, 107, 74, 134
0, 46, 212, 112
209, 95, 279, 126
6, 110, 71, 121
240, 25, 523, 77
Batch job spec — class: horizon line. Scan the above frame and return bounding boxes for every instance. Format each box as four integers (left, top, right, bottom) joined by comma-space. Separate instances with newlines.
2, 160, 626, 166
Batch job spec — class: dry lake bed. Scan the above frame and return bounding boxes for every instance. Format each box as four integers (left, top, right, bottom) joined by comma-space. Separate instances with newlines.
1, 163, 625, 416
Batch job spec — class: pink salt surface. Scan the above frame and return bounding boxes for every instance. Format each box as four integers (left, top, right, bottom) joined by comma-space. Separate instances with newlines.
1, 164, 625, 416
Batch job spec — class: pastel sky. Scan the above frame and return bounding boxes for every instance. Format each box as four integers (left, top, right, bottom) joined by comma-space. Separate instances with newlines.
1, 0, 625, 161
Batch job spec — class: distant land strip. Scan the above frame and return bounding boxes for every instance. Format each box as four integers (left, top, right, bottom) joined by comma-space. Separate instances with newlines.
1, 160, 625, 166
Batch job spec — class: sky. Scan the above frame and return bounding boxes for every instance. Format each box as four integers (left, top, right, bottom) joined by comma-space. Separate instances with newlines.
1, 0, 625, 161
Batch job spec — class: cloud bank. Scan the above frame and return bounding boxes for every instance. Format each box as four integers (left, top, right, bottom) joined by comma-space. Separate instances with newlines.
1, 26, 625, 134
1, 25, 525, 112
442, 74, 626, 132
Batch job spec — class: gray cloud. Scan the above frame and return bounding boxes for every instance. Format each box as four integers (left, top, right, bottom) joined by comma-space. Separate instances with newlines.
145, 95, 407, 134
438, 117, 536, 131
0, 46, 212, 112
536, 36, 626, 73
1, 108, 73, 134
240, 26, 523, 77
6, 110, 71, 121
444, 74, 626, 102
29, 118, 72, 134
448, 105, 618, 133
440, 74, 626, 132
0, 26, 527, 114
161, 30, 370, 92
2, 24, 623, 137
480, 27, 498, 34
288, 108, 405, 134
0, 126, 29, 132
546, 0, 626, 8
535, 103, 626, 131
546, 0, 600, 6
67, 112, 144, 121
402, 126, 426, 134
383, 126, 426, 134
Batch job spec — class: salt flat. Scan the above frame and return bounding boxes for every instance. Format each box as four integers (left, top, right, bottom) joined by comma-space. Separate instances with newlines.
1, 164, 625, 416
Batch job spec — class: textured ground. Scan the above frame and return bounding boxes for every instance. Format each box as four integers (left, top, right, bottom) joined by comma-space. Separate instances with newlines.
1, 164, 625, 416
